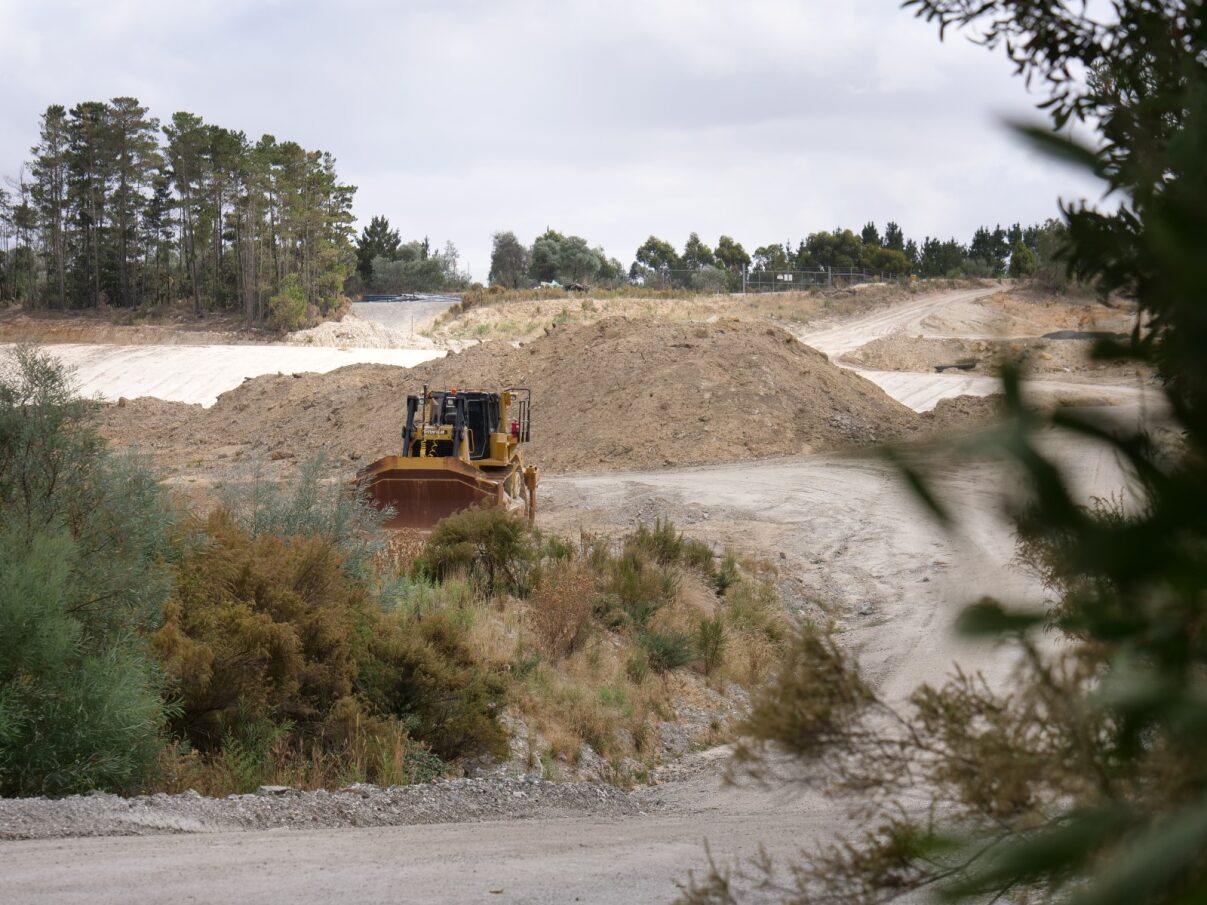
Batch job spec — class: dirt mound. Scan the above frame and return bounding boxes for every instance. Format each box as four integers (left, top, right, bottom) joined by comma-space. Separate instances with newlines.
98, 396, 204, 441
286, 313, 441, 350
915, 389, 1128, 439
920, 394, 1006, 433
99, 317, 921, 478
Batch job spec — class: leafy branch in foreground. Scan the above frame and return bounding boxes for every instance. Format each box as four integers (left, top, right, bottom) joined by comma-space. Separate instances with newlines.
681, 2, 1207, 902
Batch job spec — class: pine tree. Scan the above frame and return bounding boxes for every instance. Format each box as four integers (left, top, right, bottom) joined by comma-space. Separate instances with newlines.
66, 101, 114, 308
164, 111, 207, 315
29, 105, 71, 307
107, 97, 160, 307
883, 221, 904, 252
356, 215, 402, 282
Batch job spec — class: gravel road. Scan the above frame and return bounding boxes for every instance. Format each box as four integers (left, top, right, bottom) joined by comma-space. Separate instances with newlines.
798, 286, 1001, 358
1, 754, 837, 905
0, 779, 642, 841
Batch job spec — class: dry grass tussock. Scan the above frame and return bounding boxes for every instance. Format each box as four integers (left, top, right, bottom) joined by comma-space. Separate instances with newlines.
396, 513, 792, 783
132, 496, 792, 795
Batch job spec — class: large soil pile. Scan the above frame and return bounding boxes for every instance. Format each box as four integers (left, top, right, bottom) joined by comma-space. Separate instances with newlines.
99, 318, 921, 477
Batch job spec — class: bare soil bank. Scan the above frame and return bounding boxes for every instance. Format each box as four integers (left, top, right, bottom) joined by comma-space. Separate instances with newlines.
0, 305, 277, 346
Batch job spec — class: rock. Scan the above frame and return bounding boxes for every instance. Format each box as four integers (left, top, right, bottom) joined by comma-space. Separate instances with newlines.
575, 744, 611, 783
658, 721, 691, 757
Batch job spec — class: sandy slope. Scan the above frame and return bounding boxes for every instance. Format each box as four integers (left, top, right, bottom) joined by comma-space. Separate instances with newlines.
797, 286, 1155, 411
2, 342, 445, 407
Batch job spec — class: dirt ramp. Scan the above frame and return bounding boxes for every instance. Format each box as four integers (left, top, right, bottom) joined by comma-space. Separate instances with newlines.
99, 318, 921, 476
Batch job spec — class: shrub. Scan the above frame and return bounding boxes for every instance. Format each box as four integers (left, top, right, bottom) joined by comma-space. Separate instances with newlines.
695, 616, 727, 677
625, 650, 651, 684
603, 552, 677, 628
0, 532, 166, 796
153, 510, 369, 750
713, 549, 740, 594
540, 533, 573, 562
625, 519, 716, 580
267, 274, 309, 331
389, 572, 474, 621
218, 456, 390, 584
0, 347, 173, 795
413, 506, 536, 596
691, 266, 729, 293
156, 716, 450, 795
681, 539, 716, 577
155, 510, 509, 763
359, 611, 508, 760
627, 518, 684, 565
639, 630, 694, 674
529, 561, 595, 658
724, 577, 787, 643
0, 345, 176, 636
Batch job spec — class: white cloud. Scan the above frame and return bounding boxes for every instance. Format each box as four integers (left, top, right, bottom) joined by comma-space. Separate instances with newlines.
0, 0, 1103, 279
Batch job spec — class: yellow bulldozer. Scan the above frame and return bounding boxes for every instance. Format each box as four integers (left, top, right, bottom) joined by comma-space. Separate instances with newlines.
356, 386, 538, 530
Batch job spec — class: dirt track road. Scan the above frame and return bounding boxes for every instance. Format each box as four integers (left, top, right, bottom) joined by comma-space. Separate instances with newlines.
799, 286, 1153, 411
2, 778, 837, 905
799, 286, 1001, 358
0, 287, 1140, 904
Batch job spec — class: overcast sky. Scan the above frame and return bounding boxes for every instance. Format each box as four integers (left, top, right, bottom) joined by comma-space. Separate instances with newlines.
0, 0, 1101, 280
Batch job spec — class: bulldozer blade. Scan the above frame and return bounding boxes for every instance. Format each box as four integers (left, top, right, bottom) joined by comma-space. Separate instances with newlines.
356, 455, 521, 530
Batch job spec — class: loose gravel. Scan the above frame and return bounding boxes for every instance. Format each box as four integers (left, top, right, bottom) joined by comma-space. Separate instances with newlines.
0, 778, 646, 841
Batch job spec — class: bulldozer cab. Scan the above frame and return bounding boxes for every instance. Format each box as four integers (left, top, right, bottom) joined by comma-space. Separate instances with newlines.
402, 387, 530, 465
406, 391, 499, 460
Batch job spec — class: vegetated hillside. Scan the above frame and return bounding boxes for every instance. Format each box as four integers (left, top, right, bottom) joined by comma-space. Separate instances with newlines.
100, 317, 921, 476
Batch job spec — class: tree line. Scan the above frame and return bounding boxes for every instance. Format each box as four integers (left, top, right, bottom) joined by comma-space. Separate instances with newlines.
352, 215, 469, 295
484, 220, 1065, 294
0, 98, 356, 326
485, 228, 626, 290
